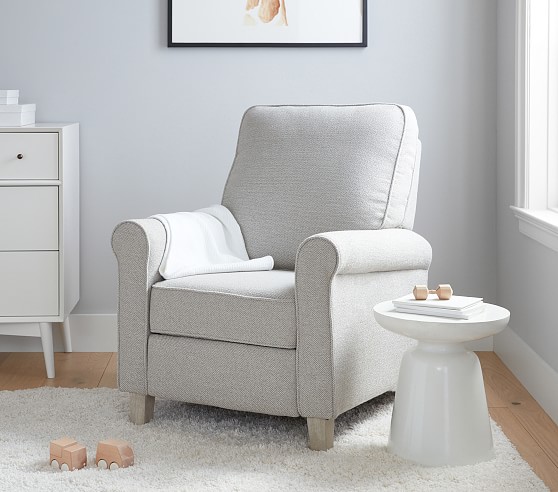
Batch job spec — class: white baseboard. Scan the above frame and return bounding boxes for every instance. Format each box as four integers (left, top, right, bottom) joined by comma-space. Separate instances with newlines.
495, 326, 558, 426
0, 315, 117, 352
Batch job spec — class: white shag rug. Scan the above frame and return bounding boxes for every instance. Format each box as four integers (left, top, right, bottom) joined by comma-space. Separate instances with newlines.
0, 388, 547, 492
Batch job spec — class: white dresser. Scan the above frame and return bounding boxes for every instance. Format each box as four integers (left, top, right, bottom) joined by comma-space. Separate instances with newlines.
0, 123, 79, 378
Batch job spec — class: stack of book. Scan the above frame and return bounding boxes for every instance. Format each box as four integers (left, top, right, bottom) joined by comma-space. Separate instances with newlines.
392, 293, 484, 319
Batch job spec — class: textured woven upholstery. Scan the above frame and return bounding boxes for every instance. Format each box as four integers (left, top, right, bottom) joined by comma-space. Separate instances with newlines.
295, 230, 432, 418
150, 271, 296, 349
148, 335, 298, 416
113, 104, 432, 435
222, 104, 421, 270
112, 219, 166, 394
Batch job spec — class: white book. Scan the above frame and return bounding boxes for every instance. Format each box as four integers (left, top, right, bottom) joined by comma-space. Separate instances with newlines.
392, 293, 483, 311
394, 304, 485, 320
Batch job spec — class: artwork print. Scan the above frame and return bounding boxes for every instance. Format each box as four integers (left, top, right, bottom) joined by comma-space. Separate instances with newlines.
168, 0, 367, 47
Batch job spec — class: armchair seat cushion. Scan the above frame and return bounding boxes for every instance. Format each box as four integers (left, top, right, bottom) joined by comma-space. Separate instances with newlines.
149, 270, 297, 349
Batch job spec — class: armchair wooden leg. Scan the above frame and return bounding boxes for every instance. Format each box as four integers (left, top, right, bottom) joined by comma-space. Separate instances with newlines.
307, 418, 334, 451
129, 393, 155, 425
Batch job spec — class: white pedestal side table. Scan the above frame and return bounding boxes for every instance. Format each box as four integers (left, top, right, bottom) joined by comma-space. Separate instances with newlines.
373, 301, 510, 466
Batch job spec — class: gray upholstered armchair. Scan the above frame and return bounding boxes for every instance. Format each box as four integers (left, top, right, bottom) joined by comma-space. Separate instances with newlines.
112, 104, 432, 450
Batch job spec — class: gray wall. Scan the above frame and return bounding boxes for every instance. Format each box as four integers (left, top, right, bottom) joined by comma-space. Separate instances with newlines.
0, 0, 497, 315
496, 2, 558, 371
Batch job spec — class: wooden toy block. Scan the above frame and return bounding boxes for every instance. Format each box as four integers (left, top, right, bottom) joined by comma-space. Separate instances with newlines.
413, 284, 453, 301
50, 437, 76, 458
50, 438, 87, 471
95, 439, 134, 470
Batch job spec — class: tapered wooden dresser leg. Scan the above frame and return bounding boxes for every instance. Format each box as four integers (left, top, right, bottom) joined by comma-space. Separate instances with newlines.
307, 417, 334, 451
129, 393, 155, 424
61, 317, 72, 353
39, 322, 55, 379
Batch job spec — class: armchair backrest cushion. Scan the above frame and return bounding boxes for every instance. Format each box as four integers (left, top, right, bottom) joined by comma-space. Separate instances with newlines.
222, 104, 421, 270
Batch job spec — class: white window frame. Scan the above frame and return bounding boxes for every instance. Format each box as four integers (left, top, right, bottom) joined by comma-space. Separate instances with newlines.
511, 0, 558, 252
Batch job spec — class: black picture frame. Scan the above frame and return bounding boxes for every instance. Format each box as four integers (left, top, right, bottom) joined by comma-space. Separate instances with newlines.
168, 0, 367, 48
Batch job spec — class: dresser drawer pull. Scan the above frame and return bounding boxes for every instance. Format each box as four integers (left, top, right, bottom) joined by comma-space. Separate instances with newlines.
17, 154, 23, 160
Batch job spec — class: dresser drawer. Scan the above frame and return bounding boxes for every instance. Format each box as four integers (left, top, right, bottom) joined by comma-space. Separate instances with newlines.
0, 251, 59, 316
0, 133, 58, 180
0, 187, 58, 250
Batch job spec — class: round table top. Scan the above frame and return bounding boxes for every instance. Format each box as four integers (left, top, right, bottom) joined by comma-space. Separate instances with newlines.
373, 301, 510, 344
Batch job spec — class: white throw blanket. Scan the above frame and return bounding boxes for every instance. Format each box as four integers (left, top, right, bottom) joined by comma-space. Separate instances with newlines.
151, 205, 274, 279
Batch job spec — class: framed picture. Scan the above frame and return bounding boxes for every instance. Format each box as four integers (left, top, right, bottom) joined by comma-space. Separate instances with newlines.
168, 0, 367, 47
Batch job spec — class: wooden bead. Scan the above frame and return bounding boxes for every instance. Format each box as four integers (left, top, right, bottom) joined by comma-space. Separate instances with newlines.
436, 284, 453, 300
413, 285, 429, 300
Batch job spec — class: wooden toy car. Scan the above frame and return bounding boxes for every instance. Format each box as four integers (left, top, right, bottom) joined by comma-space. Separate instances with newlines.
50, 437, 87, 471
95, 439, 134, 470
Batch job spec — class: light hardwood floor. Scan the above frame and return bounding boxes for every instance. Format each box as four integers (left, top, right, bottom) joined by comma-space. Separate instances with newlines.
0, 352, 556, 489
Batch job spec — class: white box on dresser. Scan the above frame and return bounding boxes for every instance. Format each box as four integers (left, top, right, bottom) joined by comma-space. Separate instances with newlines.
0, 123, 79, 378
0, 90, 19, 105
0, 104, 36, 127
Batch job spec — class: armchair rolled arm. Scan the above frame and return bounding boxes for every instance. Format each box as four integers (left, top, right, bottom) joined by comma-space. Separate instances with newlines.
112, 219, 167, 394
295, 229, 431, 419
296, 229, 432, 276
